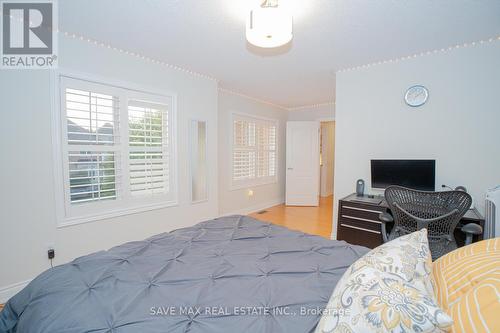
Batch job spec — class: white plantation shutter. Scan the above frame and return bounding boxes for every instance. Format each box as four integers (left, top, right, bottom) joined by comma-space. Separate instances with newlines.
256, 122, 276, 178
68, 151, 118, 203
59, 76, 177, 224
233, 119, 256, 180
65, 89, 119, 145
64, 87, 120, 204
232, 114, 278, 187
128, 100, 169, 195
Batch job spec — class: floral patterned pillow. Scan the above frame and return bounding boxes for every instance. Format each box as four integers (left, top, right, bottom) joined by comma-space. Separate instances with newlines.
315, 229, 452, 333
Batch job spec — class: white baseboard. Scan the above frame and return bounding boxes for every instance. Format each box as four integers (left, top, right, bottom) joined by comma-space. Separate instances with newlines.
0, 280, 31, 304
221, 198, 284, 217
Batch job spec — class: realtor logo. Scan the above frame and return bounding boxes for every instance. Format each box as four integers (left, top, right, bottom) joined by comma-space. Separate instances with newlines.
1, 1, 58, 68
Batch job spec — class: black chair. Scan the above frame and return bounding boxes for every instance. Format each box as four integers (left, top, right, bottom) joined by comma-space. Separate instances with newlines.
379, 186, 483, 260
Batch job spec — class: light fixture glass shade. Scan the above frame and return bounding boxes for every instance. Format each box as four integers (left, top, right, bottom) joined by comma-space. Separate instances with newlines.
246, 5, 293, 48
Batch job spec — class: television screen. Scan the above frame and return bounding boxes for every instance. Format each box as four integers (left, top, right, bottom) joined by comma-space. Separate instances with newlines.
371, 160, 436, 191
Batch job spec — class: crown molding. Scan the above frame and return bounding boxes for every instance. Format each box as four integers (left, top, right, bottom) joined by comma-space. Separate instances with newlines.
288, 101, 335, 111
218, 87, 289, 110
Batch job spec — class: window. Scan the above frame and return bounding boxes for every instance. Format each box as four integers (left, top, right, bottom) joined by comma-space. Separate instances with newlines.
231, 114, 277, 188
58, 76, 176, 225
128, 100, 169, 196
65, 88, 119, 204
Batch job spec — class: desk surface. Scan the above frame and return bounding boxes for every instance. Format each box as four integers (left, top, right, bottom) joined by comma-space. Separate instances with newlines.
341, 193, 484, 221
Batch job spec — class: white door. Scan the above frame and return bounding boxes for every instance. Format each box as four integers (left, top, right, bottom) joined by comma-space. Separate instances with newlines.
286, 121, 320, 206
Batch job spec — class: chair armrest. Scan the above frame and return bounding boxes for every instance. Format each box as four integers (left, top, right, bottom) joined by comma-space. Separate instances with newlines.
461, 223, 483, 246
379, 212, 393, 223
461, 223, 483, 236
378, 212, 393, 243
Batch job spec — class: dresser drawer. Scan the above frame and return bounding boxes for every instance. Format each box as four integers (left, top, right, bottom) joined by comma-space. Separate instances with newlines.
339, 216, 381, 232
341, 204, 385, 221
337, 224, 382, 249
337, 197, 387, 249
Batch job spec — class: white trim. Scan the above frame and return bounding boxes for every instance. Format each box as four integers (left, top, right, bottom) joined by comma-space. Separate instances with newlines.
218, 87, 288, 111
221, 198, 284, 216
0, 280, 31, 304
288, 102, 336, 111
50, 70, 66, 226
231, 110, 281, 123
218, 87, 337, 113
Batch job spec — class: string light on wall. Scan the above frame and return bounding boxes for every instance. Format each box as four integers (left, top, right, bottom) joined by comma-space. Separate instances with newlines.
218, 87, 289, 110
219, 88, 335, 111
59, 30, 218, 82
337, 35, 500, 73
288, 101, 336, 111
21, 12, 499, 108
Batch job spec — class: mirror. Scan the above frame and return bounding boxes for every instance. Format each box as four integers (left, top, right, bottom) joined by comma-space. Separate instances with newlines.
190, 120, 208, 203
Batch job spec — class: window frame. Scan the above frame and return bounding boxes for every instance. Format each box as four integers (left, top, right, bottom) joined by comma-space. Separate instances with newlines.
51, 71, 178, 228
230, 112, 279, 190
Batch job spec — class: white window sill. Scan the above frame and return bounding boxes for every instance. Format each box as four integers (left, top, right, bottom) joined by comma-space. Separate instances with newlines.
57, 200, 179, 229
230, 178, 278, 191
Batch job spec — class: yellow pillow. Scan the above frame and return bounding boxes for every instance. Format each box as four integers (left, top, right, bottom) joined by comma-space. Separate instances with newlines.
432, 238, 500, 332
447, 278, 500, 333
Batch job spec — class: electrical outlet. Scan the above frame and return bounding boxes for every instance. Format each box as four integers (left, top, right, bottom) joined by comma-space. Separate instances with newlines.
47, 248, 55, 260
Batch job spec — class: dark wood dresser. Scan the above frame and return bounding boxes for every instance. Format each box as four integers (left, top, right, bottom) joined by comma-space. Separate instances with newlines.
337, 193, 485, 249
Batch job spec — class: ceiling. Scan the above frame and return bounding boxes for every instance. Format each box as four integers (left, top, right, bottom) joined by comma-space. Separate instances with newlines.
59, 0, 500, 108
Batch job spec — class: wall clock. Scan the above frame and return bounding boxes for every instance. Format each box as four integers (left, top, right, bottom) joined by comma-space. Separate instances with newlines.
405, 85, 429, 107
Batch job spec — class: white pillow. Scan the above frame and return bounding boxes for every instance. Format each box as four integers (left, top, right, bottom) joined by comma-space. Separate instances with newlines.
315, 229, 452, 333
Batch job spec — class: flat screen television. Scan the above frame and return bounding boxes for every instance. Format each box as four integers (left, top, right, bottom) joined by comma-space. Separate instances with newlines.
371, 160, 436, 191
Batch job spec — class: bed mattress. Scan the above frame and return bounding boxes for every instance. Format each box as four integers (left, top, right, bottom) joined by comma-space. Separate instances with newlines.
0, 215, 368, 333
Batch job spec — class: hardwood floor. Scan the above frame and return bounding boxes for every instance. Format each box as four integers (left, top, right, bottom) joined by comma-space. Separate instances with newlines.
249, 196, 333, 238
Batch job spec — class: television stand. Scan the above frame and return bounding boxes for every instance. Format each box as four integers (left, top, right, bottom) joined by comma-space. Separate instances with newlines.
337, 193, 485, 249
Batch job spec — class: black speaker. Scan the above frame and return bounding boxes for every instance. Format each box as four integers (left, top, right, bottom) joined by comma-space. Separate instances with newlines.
356, 179, 365, 197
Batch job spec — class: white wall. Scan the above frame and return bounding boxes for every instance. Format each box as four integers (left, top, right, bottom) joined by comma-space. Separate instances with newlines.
218, 90, 288, 215
287, 104, 335, 121
0, 36, 219, 300
333, 42, 500, 239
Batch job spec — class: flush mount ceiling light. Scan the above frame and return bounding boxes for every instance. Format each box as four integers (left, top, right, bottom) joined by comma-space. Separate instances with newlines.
246, 0, 293, 48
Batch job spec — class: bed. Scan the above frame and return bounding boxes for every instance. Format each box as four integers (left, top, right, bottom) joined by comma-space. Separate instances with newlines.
0, 215, 368, 333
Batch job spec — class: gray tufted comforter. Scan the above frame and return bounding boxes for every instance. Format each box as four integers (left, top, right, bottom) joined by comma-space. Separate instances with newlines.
0, 216, 368, 333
